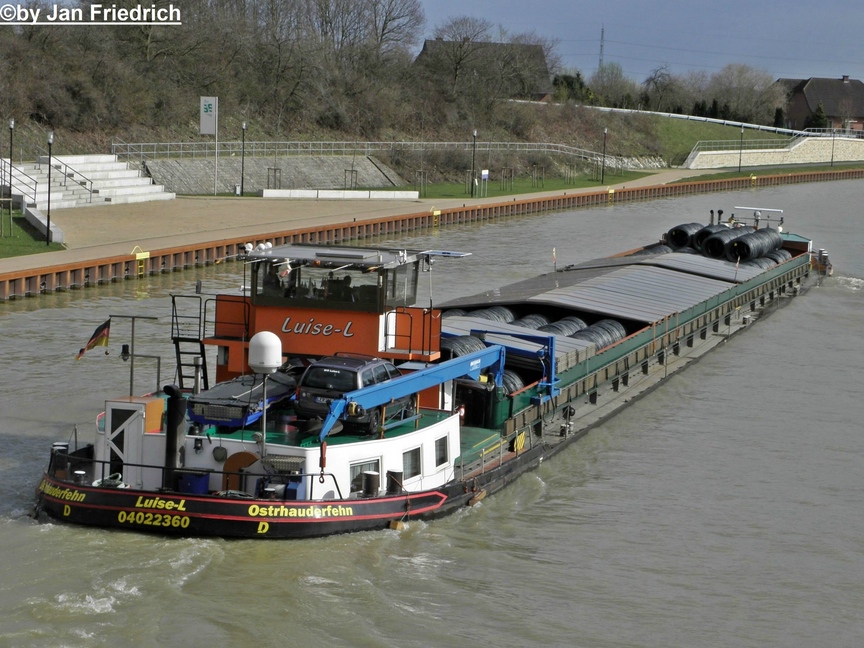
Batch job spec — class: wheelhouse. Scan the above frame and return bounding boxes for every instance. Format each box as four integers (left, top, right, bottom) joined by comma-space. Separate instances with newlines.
182, 244, 466, 385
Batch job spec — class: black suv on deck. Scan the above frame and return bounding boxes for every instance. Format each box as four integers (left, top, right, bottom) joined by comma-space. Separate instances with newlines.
294, 355, 413, 434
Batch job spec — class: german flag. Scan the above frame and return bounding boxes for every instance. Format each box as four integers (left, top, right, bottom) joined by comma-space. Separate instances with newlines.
76, 319, 111, 360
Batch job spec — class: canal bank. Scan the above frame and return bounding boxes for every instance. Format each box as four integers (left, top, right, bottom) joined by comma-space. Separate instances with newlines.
1, 167, 861, 300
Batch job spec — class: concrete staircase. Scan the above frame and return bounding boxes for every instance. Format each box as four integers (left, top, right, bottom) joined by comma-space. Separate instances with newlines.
15, 154, 175, 210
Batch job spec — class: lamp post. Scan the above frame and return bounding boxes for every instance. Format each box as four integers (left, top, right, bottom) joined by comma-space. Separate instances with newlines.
46, 130, 53, 246
601, 127, 608, 184
470, 129, 477, 198
240, 121, 246, 196
7, 118, 12, 234
738, 125, 744, 173
831, 126, 836, 167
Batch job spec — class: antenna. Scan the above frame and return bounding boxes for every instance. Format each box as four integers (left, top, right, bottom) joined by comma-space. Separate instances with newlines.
598, 24, 605, 73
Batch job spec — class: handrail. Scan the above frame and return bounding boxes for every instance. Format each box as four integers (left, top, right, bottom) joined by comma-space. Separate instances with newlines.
803, 127, 864, 138
691, 128, 864, 154
111, 139, 633, 169
689, 138, 793, 153
1, 159, 38, 206
36, 147, 95, 203
49, 451, 345, 501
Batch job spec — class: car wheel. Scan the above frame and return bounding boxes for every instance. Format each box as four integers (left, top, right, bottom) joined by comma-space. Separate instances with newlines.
367, 408, 381, 436
402, 398, 415, 419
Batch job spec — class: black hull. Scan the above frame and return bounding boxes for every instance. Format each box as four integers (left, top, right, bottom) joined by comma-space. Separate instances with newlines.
35, 441, 558, 539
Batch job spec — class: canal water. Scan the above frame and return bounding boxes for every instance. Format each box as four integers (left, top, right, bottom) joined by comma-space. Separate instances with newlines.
1, 181, 862, 647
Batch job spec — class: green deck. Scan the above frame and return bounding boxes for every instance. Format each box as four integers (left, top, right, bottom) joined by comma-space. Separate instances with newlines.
205, 409, 460, 448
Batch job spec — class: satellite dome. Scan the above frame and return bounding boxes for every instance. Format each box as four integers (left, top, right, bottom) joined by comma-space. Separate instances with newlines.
248, 331, 282, 374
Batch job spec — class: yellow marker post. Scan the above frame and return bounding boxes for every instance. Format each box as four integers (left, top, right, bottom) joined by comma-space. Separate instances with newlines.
131, 246, 150, 278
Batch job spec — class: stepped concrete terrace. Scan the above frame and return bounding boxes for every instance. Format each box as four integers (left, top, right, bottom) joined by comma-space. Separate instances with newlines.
9, 154, 175, 244
145, 155, 406, 195
23, 154, 175, 210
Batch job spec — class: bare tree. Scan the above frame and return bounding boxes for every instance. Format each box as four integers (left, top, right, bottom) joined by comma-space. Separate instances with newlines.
706, 63, 782, 124
367, 0, 424, 56
590, 62, 640, 108
643, 65, 674, 111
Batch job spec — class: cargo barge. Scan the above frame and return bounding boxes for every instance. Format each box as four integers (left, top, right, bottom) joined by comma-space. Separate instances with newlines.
34, 209, 826, 538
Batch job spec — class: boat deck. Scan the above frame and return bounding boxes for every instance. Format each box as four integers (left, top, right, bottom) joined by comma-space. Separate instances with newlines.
200, 408, 500, 461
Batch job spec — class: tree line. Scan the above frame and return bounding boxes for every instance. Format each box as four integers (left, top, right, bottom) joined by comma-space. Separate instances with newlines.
0, 0, 790, 143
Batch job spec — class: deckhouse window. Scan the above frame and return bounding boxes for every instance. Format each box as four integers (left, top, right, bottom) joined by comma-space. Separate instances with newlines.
350, 459, 380, 493
435, 436, 448, 467
403, 447, 421, 479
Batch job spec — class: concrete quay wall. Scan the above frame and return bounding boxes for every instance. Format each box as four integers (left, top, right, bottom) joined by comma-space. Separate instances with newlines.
2, 168, 862, 301
689, 137, 864, 169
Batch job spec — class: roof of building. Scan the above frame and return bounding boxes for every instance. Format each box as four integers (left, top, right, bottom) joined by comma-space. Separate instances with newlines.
777, 76, 864, 116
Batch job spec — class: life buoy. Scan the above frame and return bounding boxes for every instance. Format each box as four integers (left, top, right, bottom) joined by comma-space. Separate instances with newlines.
92, 473, 128, 488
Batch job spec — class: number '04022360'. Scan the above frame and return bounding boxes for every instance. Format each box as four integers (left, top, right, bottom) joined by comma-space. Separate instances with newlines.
118, 510, 190, 528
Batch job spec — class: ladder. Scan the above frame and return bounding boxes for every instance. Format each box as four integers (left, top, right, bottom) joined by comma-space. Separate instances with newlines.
170, 295, 209, 391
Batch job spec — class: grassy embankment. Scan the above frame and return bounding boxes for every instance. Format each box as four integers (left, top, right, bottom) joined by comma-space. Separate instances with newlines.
2, 116, 862, 258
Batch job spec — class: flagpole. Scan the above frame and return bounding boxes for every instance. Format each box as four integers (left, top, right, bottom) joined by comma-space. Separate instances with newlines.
110, 314, 159, 396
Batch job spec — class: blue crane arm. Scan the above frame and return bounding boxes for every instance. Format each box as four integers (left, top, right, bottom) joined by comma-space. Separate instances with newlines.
316, 345, 506, 442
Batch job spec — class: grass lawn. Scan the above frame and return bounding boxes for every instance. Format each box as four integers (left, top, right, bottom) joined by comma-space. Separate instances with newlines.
0, 213, 65, 259
386, 170, 653, 200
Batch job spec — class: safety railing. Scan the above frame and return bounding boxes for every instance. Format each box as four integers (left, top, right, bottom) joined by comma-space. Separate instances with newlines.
0, 159, 39, 206
48, 450, 346, 501
36, 149, 95, 203
111, 139, 631, 169
689, 138, 793, 153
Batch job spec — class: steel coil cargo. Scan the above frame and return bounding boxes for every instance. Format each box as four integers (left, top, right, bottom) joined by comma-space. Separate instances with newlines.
692, 224, 728, 251
725, 228, 783, 262
569, 327, 609, 349
442, 308, 467, 318
765, 249, 792, 264
632, 243, 673, 256
569, 318, 626, 350
559, 316, 588, 331
667, 222, 704, 248
701, 226, 754, 259
469, 306, 515, 322
440, 335, 487, 359
594, 319, 627, 342
538, 318, 585, 337
744, 257, 775, 270
501, 370, 525, 395
510, 313, 550, 329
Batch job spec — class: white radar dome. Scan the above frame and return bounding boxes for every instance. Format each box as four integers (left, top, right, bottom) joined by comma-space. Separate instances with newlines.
248, 331, 282, 374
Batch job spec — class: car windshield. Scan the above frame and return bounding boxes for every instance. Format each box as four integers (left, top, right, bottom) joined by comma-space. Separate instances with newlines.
303, 367, 357, 392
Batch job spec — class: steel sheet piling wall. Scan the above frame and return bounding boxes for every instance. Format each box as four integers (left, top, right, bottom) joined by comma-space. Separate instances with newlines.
1, 168, 860, 301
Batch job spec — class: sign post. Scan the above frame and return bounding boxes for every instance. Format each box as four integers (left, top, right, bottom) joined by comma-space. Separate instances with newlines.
200, 97, 219, 195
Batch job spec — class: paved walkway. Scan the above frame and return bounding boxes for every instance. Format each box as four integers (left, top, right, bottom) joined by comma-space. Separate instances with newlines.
0, 169, 713, 276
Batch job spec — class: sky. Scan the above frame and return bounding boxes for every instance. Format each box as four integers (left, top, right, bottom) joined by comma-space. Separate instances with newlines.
419, 0, 864, 83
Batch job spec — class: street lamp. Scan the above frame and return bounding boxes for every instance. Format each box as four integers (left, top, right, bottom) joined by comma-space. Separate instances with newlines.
738, 125, 744, 173
7, 118, 12, 232
470, 130, 477, 198
240, 121, 246, 196
601, 127, 608, 184
831, 127, 836, 167
46, 130, 53, 246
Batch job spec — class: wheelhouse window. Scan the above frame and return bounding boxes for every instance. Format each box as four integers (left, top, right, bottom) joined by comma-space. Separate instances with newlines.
251, 261, 382, 312
383, 264, 419, 309
403, 447, 421, 479
435, 436, 448, 467
350, 459, 380, 493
